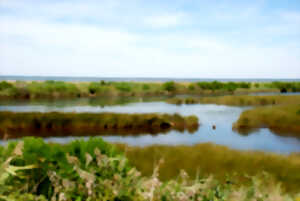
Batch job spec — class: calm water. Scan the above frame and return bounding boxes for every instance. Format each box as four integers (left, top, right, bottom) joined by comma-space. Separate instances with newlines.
0, 99, 300, 154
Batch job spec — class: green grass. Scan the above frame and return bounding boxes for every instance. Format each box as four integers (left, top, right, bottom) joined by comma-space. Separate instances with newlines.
117, 143, 300, 194
233, 104, 300, 137
1, 80, 298, 100
0, 112, 199, 138
0, 138, 298, 200
265, 81, 300, 92
167, 95, 300, 106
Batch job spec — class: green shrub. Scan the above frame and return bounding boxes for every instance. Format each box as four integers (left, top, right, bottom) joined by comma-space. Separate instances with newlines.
114, 82, 132, 92
88, 82, 101, 94
188, 84, 195, 91
163, 81, 176, 92
0, 81, 13, 91
142, 84, 150, 90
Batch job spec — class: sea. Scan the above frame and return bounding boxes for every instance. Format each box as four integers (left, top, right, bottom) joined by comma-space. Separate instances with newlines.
0, 75, 299, 82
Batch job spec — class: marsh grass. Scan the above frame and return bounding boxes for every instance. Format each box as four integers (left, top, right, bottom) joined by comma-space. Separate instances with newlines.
167, 95, 300, 106
233, 104, 300, 137
0, 112, 199, 139
117, 143, 300, 194
0, 138, 298, 200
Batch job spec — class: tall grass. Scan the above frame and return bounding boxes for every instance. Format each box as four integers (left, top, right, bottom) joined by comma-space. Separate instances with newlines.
117, 143, 300, 194
0, 112, 199, 138
167, 95, 300, 106
233, 104, 300, 137
0, 138, 298, 200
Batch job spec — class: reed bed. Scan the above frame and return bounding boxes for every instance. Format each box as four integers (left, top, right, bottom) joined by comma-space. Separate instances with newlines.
233, 104, 300, 137
0, 112, 199, 139
167, 95, 300, 106
117, 142, 300, 194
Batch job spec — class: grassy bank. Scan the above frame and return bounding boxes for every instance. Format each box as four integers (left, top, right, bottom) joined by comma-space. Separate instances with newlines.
0, 137, 298, 200
0, 112, 199, 139
117, 143, 300, 194
233, 104, 300, 137
167, 95, 300, 106
1, 80, 298, 100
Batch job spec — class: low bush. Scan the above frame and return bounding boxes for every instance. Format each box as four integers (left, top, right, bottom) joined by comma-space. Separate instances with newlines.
0, 81, 13, 91
162, 81, 176, 92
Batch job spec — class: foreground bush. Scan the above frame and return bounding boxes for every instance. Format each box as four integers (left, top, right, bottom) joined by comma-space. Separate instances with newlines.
0, 138, 298, 201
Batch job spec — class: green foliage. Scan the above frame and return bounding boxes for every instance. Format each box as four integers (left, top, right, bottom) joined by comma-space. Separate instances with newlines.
0, 138, 296, 200
1, 80, 299, 100
163, 81, 176, 92
113, 82, 132, 92
88, 82, 102, 94
268, 81, 300, 92
188, 83, 195, 91
142, 84, 150, 90
0, 81, 13, 91
196, 81, 250, 92
0, 137, 128, 200
27, 81, 80, 98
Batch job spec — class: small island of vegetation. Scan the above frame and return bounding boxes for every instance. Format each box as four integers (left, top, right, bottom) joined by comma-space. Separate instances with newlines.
0, 112, 199, 139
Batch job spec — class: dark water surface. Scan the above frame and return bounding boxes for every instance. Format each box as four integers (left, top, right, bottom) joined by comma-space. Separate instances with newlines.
0, 98, 300, 154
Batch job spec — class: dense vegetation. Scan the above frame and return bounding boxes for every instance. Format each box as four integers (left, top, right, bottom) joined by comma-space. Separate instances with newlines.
1, 80, 298, 99
0, 138, 298, 200
118, 142, 300, 194
0, 112, 198, 139
233, 104, 300, 137
195, 81, 250, 92
266, 81, 300, 92
167, 95, 300, 106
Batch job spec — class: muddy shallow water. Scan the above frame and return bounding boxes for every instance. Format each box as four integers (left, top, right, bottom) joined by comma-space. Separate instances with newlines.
0, 98, 300, 154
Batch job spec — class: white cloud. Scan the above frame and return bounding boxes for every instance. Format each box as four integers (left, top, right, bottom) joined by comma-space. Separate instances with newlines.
0, 1, 300, 78
144, 13, 186, 28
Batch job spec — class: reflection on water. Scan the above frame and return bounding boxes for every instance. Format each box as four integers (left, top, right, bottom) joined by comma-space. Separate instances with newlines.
0, 98, 300, 154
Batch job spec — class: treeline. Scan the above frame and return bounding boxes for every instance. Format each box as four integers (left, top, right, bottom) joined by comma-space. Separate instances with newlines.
266, 81, 300, 92
0, 80, 299, 99
195, 81, 250, 91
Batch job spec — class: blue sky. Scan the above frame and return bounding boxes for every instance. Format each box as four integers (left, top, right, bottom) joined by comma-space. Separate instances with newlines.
0, 0, 300, 78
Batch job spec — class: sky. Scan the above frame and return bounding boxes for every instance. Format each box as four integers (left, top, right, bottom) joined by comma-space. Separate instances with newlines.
0, 0, 300, 78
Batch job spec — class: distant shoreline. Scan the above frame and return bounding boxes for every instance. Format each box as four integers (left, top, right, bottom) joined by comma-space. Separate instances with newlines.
1, 75, 299, 82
